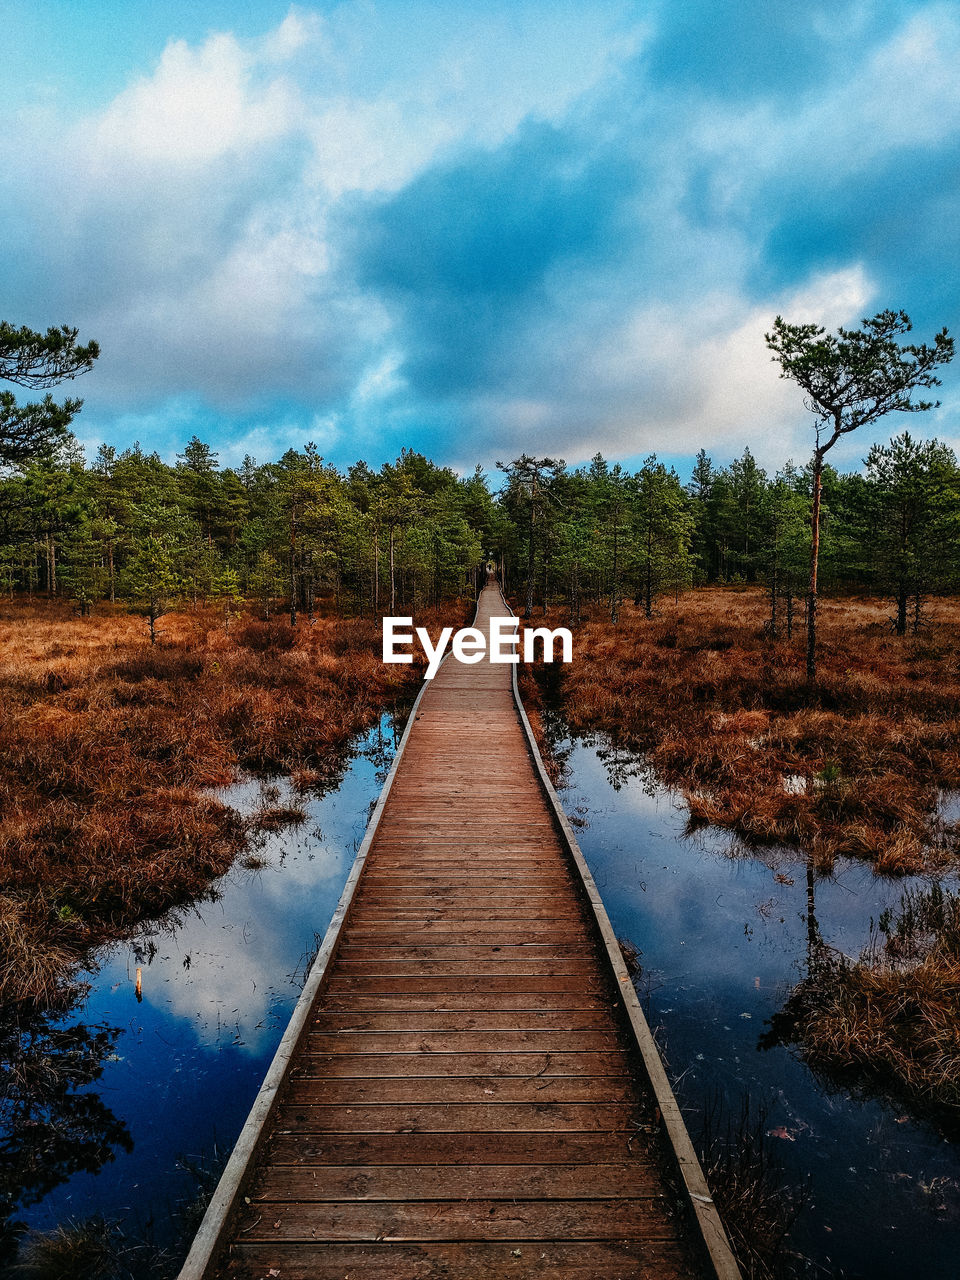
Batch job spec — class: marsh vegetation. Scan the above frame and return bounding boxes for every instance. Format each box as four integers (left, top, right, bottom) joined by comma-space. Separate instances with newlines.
0, 599, 461, 1009
523, 589, 960, 876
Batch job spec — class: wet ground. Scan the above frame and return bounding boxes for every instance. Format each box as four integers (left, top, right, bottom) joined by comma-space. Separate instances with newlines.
2, 714, 401, 1255
5, 710, 960, 1278
552, 728, 960, 1279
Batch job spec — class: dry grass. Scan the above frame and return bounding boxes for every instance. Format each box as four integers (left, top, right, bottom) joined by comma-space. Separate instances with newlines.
521, 588, 960, 875
0, 597, 467, 1008
767, 883, 960, 1127
695, 1093, 806, 1279
10, 1217, 117, 1279
8, 1213, 182, 1278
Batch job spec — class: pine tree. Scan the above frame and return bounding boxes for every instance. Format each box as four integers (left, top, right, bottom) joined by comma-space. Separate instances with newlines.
767, 309, 953, 677
865, 432, 960, 633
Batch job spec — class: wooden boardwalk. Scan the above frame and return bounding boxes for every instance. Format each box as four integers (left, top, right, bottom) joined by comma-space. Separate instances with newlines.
180, 585, 739, 1280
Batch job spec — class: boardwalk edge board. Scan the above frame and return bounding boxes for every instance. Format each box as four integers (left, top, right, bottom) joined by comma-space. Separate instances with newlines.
176, 644, 443, 1280
501, 586, 743, 1280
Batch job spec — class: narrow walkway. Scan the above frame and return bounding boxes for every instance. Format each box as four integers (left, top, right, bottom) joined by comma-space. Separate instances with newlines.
208, 586, 710, 1278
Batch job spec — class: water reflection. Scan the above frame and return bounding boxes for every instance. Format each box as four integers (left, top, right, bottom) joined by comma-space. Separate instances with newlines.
6, 713, 400, 1249
548, 723, 960, 1280
0, 1001, 131, 1260
123, 783, 365, 1056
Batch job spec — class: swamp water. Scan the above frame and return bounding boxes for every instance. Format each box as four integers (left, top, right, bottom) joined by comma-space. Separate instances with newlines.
550, 725, 960, 1279
1, 713, 402, 1260
4, 708, 960, 1278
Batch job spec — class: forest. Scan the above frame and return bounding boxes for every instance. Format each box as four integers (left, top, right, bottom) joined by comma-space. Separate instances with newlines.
3, 428, 960, 635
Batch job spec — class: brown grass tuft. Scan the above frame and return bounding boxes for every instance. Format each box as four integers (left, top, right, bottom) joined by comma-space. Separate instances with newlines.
521, 589, 960, 874
0, 597, 467, 1006
768, 883, 960, 1126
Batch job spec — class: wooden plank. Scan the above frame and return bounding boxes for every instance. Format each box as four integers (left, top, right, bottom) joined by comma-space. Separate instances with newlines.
350, 898, 582, 909
351, 902, 582, 913
356, 887, 578, 897
365, 845, 565, 854
275, 1102, 639, 1132
360, 867, 571, 877
342, 926, 592, 943
324, 975, 606, 994
353, 900, 580, 912
234, 1198, 678, 1242
299, 1053, 632, 1080
264, 1131, 660, 1166
285, 1077, 636, 1105
305, 1030, 620, 1053
358, 875, 576, 885
252, 1162, 659, 1201
336, 945, 592, 960
331, 960, 596, 977
369, 843, 561, 851
223, 1239, 688, 1280
311, 1010, 615, 1030
298, 1053, 629, 1081
365, 868, 569, 876
318, 992, 610, 1012
358, 877, 573, 888
336, 945, 593, 958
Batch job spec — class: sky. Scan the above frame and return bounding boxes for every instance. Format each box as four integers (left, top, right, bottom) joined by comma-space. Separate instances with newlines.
2, 0, 959, 478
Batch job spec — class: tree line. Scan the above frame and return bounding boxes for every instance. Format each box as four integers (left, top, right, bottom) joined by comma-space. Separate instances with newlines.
497, 438, 960, 636
1, 314, 958, 648
3, 428, 960, 636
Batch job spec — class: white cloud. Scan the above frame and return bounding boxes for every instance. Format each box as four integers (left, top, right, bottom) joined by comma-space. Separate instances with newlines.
93, 33, 296, 167
261, 8, 323, 62
3, 2, 955, 470
854, 5, 960, 148
2, 3, 638, 428
678, 3, 960, 239
456, 267, 875, 469
351, 350, 406, 406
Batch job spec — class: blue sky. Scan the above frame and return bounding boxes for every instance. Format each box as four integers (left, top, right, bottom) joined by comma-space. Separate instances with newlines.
2, 0, 958, 477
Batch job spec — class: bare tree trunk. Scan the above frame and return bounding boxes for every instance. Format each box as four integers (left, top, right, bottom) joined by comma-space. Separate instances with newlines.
373, 527, 379, 614
644, 524, 653, 619
896, 584, 908, 636
807, 456, 823, 680
47, 533, 57, 598
570, 563, 581, 627
610, 523, 619, 625
289, 542, 297, 628
806, 859, 820, 967
108, 543, 115, 603
525, 507, 535, 620
389, 527, 396, 616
